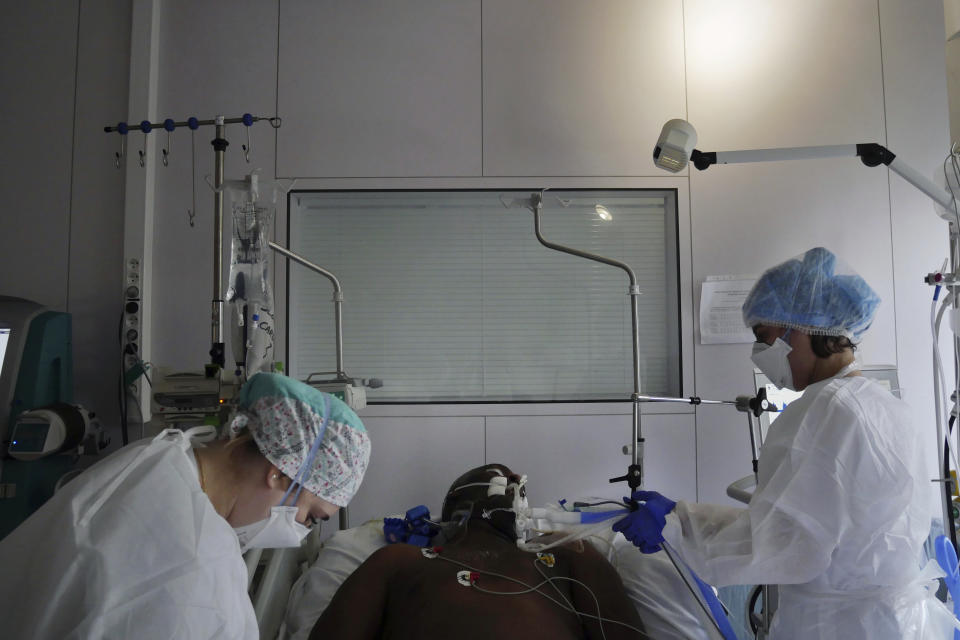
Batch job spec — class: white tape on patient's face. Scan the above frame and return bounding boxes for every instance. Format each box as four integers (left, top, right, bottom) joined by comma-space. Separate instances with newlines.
487, 476, 508, 496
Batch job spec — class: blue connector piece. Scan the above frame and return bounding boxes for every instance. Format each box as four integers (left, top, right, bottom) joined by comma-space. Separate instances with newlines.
242, 113, 254, 126
139, 120, 152, 133
383, 504, 440, 547
163, 118, 175, 132
117, 122, 129, 135
383, 518, 408, 544
187, 117, 199, 130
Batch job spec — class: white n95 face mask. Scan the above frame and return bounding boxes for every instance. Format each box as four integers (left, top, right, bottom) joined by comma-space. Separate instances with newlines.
234, 506, 310, 553
751, 332, 795, 390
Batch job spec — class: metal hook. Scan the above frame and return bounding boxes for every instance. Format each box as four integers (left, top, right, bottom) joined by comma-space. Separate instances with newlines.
114, 136, 126, 169
139, 132, 147, 168
242, 126, 251, 164
162, 130, 171, 167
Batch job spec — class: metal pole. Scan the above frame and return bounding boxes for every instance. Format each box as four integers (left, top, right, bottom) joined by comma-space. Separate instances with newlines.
209, 116, 227, 370
268, 241, 346, 378
529, 192, 645, 486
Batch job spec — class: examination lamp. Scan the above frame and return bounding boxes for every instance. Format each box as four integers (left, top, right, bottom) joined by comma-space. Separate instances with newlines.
652, 118, 956, 213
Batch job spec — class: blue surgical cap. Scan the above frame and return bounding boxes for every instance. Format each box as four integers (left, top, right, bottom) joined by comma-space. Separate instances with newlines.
742, 247, 880, 340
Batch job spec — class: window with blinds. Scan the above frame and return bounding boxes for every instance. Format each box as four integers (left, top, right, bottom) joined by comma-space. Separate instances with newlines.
287, 189, 680, 402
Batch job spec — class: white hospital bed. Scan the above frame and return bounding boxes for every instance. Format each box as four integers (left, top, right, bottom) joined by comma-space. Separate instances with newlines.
248, 509, 727, 640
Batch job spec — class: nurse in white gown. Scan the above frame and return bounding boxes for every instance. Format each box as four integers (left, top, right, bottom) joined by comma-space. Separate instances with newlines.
0, 372, 371, 640
615, 247, 957, 638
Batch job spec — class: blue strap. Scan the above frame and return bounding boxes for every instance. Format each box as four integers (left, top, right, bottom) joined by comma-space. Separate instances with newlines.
279, 392, 332, 506
689, 571, 739, 640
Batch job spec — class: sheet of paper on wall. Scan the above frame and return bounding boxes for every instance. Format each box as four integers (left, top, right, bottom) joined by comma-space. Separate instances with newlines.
699, 277, 757, 344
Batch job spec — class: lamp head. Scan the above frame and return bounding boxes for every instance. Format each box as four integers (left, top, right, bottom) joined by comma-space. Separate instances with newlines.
653, 119, 698, 173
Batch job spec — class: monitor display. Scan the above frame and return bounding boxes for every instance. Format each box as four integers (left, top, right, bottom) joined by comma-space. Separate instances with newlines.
0, 328, 10, 378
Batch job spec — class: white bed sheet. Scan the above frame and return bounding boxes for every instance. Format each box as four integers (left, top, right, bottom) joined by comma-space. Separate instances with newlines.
283, 516, 721, 640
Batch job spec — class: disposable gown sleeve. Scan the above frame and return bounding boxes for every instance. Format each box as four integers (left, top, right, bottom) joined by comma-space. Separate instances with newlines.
662, 386, 909, 587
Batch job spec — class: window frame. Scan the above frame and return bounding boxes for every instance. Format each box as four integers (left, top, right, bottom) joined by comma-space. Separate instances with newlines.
282, 186, 689, 408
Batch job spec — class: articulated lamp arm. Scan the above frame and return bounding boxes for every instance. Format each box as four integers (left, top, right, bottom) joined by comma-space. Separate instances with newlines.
653, 119, 956, 212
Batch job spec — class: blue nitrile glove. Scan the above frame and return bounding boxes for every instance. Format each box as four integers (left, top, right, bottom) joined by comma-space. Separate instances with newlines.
612, 490, 677, 554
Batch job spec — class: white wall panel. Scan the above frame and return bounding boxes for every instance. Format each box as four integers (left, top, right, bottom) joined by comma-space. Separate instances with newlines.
486, 414, 697, 506
685, 0, 885, 149
880, 0, 952, 510
347, 416, 485, 526
0, 2, 78, 309
69, 0, 131, 438
277, 0, 482, 178
153, 0, 279, 372
483, 0, 686, 177
684, 0, 893, 505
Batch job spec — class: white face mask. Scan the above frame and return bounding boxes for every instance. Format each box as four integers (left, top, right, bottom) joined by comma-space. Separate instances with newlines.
751, 331, 795, 390
234, 505, 311, 553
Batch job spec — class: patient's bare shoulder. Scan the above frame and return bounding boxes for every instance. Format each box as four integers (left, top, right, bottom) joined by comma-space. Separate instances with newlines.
311, 544, 424, 640
364, 543, 424, 569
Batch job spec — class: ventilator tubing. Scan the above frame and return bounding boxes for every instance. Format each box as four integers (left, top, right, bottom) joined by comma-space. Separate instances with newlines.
515, 505, 628, 553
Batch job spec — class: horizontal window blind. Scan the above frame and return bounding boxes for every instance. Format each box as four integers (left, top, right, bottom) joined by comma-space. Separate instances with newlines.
288, 190, 679, 402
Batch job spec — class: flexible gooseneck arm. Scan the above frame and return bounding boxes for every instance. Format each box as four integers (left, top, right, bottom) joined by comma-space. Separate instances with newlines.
527, 191, 645, 488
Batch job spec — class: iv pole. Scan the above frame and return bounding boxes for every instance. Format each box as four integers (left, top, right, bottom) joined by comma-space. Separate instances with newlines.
105, 114, 282, 377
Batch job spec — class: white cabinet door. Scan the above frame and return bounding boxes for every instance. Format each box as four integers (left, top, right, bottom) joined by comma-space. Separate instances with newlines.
485, 413, 697, 507
278, 0, 482, 178
347, 416, 485, 526
483, 0, 686, 177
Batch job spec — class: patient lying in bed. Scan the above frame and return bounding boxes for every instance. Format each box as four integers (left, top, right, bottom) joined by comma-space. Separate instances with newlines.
309, 464, 646, 640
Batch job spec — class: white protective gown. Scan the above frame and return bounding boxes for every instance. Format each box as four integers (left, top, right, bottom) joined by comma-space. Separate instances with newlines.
662, 374, 958, 638
0, 429, 258, 640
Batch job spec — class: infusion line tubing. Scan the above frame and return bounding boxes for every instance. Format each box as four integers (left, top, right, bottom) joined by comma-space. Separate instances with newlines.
529, 192, 644, 480
268, 241, 345, 378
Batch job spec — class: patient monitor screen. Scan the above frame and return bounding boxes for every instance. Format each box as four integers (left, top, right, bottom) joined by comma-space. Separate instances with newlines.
0, 328, 10, 379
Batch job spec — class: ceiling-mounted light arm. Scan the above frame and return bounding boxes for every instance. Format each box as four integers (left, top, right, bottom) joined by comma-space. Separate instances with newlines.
654, 119, 955, 212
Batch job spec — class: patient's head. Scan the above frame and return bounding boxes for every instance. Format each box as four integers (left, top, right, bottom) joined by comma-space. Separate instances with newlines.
441, 464, 526, 541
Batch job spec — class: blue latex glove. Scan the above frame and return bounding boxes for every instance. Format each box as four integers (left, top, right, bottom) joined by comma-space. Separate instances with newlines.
612, 490, 677, 553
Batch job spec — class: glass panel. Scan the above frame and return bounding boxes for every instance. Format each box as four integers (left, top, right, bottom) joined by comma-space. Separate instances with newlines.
288, 189, 679, 402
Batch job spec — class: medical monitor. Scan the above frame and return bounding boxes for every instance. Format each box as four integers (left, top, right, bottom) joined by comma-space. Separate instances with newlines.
0, 296, 73, 442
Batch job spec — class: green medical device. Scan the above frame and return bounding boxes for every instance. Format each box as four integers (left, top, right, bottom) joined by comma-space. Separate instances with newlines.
0, 296, 74, 540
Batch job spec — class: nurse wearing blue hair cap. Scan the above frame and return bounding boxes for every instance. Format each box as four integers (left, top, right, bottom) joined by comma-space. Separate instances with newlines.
615, 248, 954, 638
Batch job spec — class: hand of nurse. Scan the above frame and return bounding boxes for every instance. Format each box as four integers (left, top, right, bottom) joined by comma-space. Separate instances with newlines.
612, 490, 677, 554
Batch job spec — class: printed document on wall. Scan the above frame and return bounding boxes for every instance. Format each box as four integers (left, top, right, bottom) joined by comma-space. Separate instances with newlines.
700, 277, 756, 344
